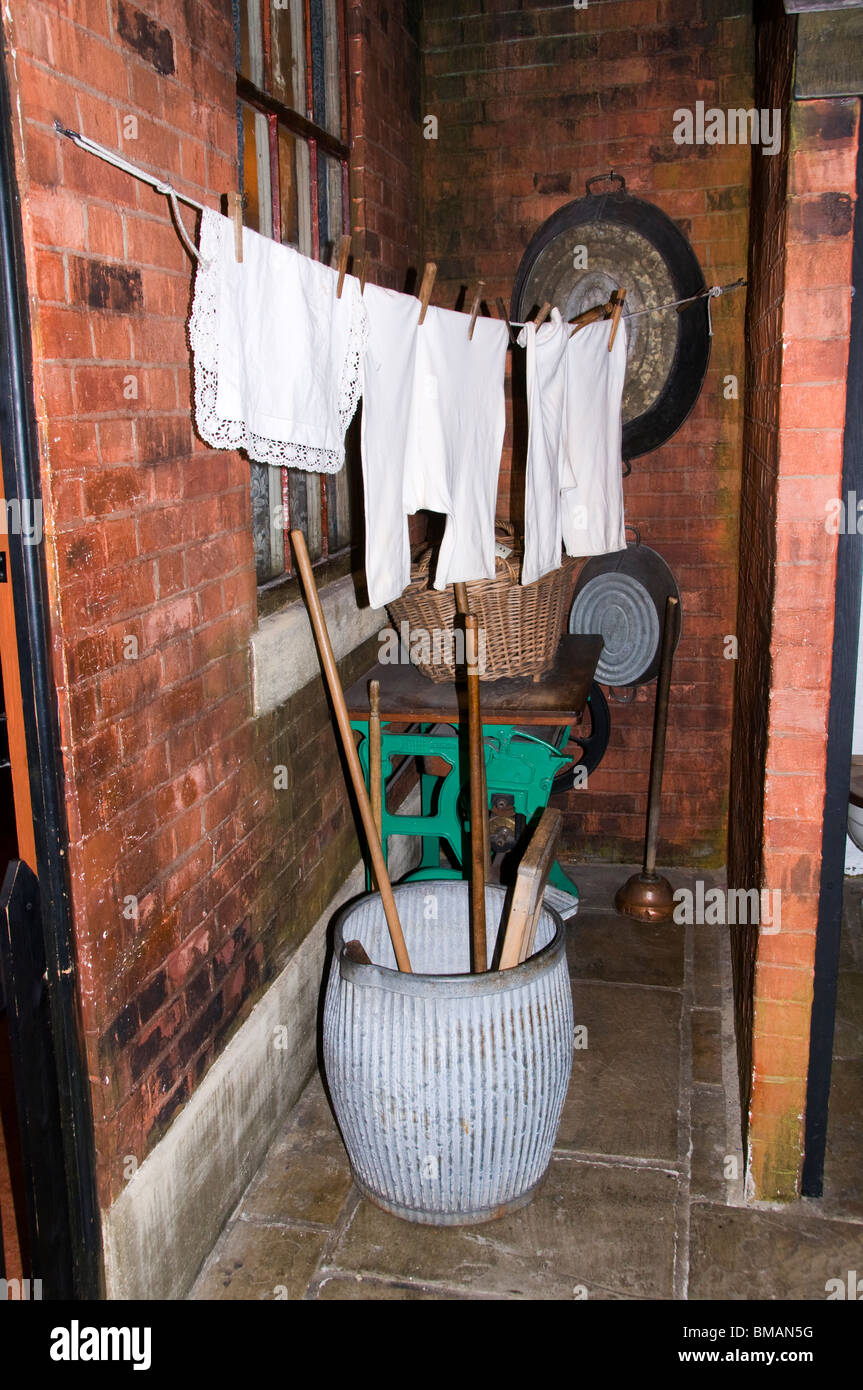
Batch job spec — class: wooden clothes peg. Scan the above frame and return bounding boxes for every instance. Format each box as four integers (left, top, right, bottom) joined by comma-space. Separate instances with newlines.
609, 288, 627, 351
418, 262, 437, 324
568, 288, 627, 341
569, 301, 608, 338
468, 281, 485, 340
227, 191, 243, 263
534, 301, 552, 328
359, 249, 369, 295
335, 234, 352, 298
496, 296, 518, 346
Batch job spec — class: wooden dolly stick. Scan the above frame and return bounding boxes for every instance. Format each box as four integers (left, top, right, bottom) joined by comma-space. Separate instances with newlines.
291, 530, 412, 973
464, 613, 487, 973
454, 585, 491, 879
499, 808, 562, 970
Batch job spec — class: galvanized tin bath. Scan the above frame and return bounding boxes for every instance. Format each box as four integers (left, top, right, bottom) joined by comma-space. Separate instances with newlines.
323, 881, 574, 1226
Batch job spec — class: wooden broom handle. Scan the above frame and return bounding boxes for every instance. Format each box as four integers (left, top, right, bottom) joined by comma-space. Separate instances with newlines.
454, 585, 490, 878
291, 530, 412, 973
465, 614, 487, 973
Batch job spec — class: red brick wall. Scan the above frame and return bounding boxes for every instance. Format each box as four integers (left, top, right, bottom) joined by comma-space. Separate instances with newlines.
349, 0, 422, 288
3, 0, 420, 1210
729, 2, 859, 1199
421, 0, 753, 866
751, 100, 859, 1197
731, 12, 858, 1198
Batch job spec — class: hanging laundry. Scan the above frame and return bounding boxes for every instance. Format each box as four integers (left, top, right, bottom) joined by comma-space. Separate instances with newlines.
189, 208, 367, 472
406, 306, 509, 593
360, 283, 421, 609
517, 307, 569, 587
360, 296, 509, 607
561, 317, 627, 558
518, 310, 627, 583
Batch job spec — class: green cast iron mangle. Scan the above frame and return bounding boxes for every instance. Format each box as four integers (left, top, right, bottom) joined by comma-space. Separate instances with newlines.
351, 718, 578, 895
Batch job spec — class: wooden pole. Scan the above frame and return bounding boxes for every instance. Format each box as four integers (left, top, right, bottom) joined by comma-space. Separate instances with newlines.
369, 679, 383, 887
464, 613, 487, 972
291, 530, 412, 972
453, 585, 490, 876
643, 596, 679, 877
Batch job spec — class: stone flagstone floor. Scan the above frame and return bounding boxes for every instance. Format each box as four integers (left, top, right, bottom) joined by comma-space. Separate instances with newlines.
189, 864, 863, 1301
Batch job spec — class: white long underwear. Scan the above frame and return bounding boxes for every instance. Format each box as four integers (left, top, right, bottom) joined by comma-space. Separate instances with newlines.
360, 295, 509, 607
519, 309, 627, 584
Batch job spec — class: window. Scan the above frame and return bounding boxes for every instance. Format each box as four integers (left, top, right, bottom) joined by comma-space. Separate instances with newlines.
234, 0, 355, 587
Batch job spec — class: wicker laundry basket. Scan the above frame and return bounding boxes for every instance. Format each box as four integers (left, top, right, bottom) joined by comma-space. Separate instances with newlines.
386, 524, 583, 682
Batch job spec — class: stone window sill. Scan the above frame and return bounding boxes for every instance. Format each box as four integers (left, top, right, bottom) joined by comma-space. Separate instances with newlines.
250, 572, 386, 716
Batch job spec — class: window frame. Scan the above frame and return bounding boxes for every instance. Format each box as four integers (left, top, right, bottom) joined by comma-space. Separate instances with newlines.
235, 0, 354, 595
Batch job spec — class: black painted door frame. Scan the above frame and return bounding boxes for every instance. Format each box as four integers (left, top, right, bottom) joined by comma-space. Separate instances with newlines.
0, 33, 101, 1293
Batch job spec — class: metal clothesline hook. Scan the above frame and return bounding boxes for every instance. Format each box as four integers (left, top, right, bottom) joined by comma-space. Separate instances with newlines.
54, 119, 204, 261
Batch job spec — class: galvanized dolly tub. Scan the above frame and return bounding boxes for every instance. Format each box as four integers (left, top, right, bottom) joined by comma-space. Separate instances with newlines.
293, 528, 575, 1226
324, 880, 573, 1225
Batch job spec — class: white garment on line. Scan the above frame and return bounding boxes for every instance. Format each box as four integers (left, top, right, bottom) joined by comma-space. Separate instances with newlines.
518, 308, 569, 586
407, 305, 509, 592
189, 208, 367, 472
360, 296, 509, 608
518, 309, 627, 584
360, 282, 421, 610
561, 316, 627, 558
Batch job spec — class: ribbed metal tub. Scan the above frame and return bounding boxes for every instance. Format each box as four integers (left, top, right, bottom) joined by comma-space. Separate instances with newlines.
323, 881, 574, 1225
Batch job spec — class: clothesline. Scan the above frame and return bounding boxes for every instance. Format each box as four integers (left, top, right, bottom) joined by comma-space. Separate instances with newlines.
509, 281, 746, 338
55, 122, 746, 337
55, 122, 205, 261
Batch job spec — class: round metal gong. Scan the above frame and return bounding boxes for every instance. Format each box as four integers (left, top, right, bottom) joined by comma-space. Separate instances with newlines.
510, 172, 710, 459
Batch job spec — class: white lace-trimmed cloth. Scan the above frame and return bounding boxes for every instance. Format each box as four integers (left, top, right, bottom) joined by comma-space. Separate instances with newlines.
189, 208, 367, 472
